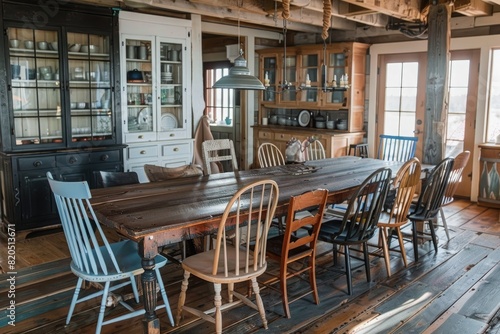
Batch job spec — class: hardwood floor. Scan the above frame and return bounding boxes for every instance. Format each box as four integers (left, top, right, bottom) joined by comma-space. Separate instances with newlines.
1, 199, 499, 333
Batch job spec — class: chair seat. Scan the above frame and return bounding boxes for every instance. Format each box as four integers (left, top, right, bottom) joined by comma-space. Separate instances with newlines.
71, 240, 168, 282
267, 234, 313, 260
182, 246, 267, 283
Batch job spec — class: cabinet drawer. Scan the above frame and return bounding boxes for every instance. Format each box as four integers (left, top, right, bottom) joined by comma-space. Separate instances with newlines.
258, 131, 273, 140
18, 156, 56, 170
90, 150, 121, 163
158, 130, 188, 141
274, 132, 293, 142
128, 145, 158, 159
481, 148, 500, 159
56, 153, 90, 167
161, 142, 191, 158
125, 132, 156, 143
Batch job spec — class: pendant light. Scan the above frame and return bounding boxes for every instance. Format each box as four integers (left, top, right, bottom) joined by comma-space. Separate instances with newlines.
212, 8, 265, 90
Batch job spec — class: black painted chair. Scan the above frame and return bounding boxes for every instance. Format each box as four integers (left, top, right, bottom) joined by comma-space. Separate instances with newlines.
94, 170, 139, 188
318, 167, 392, 295
408, 157, 454, 261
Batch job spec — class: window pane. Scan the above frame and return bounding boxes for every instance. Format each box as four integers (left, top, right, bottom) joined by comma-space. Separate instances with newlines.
386, 63, 402, 87
385, 88, 401, 111
401, 87, 417, 112
487, 49, 500, 142
447, 113, 466, 141
401, 62, 418, 87
448, 87, 468, 113
383, 111, 400, 135
449, 60, 470, 87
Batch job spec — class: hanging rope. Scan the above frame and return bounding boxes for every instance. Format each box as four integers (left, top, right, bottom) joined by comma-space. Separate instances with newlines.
282, 0, 290, 20
322, 0, 332, 41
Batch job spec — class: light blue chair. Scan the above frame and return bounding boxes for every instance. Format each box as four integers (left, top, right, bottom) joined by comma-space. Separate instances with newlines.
377, 134, 418, 162
46, 172, 174, 334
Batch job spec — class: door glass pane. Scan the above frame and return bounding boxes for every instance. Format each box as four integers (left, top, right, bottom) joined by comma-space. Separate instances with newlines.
68, 32, 112, 142
383, 62, 418, 135
160, 40, 184, 131
125, 37, 153, 134
445, 59, 470, 156
8, 27, 62, 146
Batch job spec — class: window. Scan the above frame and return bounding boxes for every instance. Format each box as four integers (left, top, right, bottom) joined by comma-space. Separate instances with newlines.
486, 49, 500, 142
204, 61, 234, 125
383, 61, 419, 136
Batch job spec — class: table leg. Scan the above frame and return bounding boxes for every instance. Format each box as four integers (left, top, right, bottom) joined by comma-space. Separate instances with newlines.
141, 258, 160, 334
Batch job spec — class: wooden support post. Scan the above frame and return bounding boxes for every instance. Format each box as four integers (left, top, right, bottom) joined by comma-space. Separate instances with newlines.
423, 3, 451, 165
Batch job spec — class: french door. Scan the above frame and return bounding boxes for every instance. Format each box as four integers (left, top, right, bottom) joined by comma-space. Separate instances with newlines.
377, 50, 479, 197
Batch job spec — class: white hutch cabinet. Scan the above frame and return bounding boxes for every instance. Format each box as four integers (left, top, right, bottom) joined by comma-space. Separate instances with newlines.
119, 12, 193, 182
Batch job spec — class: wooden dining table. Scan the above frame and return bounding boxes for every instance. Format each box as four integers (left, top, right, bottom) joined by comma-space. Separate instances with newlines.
90, 156, 405, 334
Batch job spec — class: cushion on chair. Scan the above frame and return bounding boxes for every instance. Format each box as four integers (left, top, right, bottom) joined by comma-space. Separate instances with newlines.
144, 164, 203, 182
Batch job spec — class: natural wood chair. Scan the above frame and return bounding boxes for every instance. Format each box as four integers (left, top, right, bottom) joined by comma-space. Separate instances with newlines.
176, 179, 279, 334
265, 189, 328, 318
144, 163, 202, 182
202, 139, 238, 175
408, 157, 454, 261
370, 158, 421, 276
94, 170, 139, 188
377, 134, 418, 162
318, 167, 392, 295
304, 139, 326, 161
438, 150, 470, 240
46, 172, 174, 334
258, 142, 285, 168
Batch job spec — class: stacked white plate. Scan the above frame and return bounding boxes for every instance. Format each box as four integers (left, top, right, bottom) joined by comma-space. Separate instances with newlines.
161, 71, 173, 84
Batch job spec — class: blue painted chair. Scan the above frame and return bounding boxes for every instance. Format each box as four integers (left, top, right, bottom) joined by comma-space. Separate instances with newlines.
46, 172, 174, 334
377, 134, 418, 162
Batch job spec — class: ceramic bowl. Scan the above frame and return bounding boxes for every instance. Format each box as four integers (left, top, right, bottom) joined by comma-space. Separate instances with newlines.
24, 40, 34, 49
326, 121, 335, 129
315, 121, 326, 129
270, 115, 278, 124
81, 44, 99, 53
77, 102, 87, 109
68, 43, 81, 52
37, 41, 48, 50
336, 123, 347, 130
278, 116, 287, 126
9, 39, 20, 48
38, 66, 52, 74
50, 41, 58, 51
70, 102, 77, 109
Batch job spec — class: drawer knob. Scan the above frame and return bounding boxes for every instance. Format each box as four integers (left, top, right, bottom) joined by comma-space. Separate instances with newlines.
138, 135, 144, 139
69, 157, 77, 164
101, 154, 109, 161
33, 160, 42, 167
173, 147, 179, 152
140, 150, 146, 154
169, 133, 175, 137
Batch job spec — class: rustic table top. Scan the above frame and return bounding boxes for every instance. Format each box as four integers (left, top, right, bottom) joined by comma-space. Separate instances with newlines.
90, 157, 403, 255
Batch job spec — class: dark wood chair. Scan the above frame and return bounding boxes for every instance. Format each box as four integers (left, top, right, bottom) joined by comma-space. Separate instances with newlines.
438, 151, 470, 240
94, 171, 139, 188
377, 134, 418, 162
349, 143, 369, 158
408, 157, 454, 261
318, 167, 392, 295
265, 189, 328, 318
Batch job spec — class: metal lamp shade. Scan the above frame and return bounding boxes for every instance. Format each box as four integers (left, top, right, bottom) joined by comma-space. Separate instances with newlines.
212, 54, 265, 90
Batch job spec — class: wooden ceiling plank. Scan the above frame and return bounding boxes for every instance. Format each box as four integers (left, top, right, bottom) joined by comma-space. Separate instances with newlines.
341, 0, 423, 22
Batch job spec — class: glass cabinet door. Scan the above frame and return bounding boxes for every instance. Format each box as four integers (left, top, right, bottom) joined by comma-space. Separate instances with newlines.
324, 50, 348, 106
158, 38, 186, 139
299, 52, 319, 104
262, 55, 277, 103
8, 27, 63, 146
124, 36, 154, 139
279, 54, 297, 104
68, 32, 113, 143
